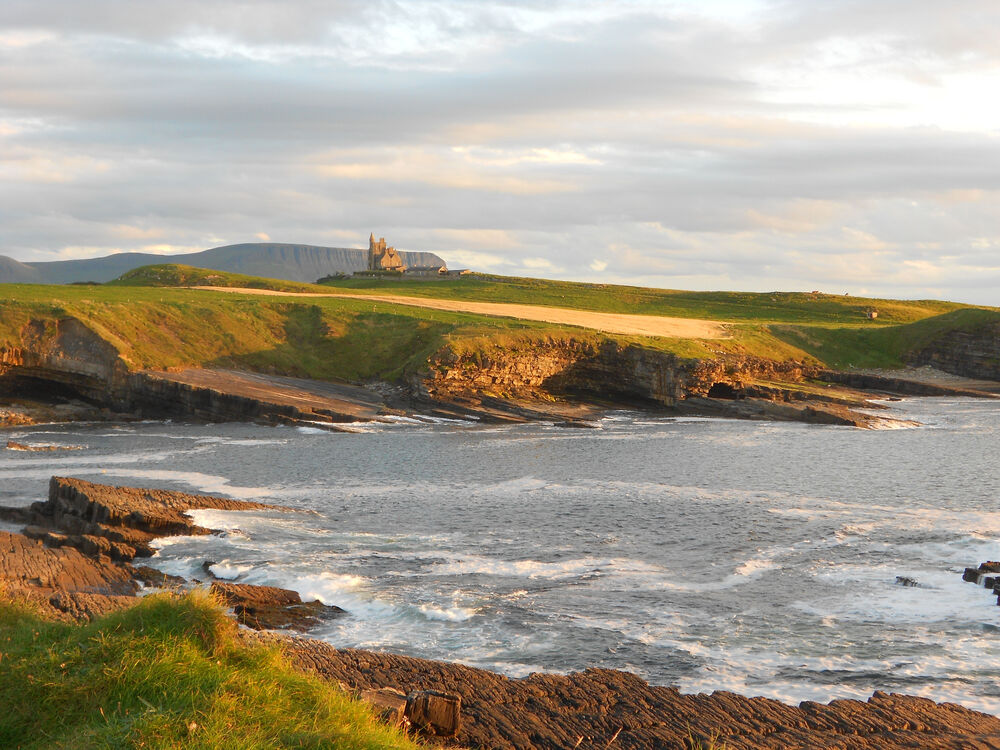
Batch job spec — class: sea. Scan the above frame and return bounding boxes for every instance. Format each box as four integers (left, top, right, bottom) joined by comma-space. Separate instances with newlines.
2, 396, 1000, 714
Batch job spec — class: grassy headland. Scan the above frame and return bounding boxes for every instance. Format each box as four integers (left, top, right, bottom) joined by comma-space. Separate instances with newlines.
2, 265, 998, 379
0, 590, 416, 749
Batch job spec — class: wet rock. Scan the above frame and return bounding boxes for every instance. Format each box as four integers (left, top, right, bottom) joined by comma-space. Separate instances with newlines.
2, 478, 297, 624
34, 476, 281, 538
5, 440, 83, 452
210, 581, 346, 632
132, 565, 187, 588
0, 505, 34, 525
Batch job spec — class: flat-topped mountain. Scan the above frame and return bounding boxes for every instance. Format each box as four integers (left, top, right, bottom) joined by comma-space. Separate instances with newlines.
0, 243, 448, 284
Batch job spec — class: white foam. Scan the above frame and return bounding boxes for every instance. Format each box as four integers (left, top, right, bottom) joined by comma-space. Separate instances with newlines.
295, 425, 330, 434
429, 555, 604, 579
417, 604, 478, 622
206, 562, 254, 580
798, 566, 999, 625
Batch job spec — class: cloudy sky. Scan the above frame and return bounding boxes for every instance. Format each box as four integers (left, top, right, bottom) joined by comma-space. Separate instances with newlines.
2, 1, 1000, 303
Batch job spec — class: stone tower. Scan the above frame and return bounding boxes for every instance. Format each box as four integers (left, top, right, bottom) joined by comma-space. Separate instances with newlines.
368, 232, 405, 271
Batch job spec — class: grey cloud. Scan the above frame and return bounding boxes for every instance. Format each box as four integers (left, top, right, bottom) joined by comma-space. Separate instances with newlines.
2, 1, 999, 304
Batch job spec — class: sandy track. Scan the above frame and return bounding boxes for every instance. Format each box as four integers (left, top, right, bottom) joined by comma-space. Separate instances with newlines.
196, 287, 729, 339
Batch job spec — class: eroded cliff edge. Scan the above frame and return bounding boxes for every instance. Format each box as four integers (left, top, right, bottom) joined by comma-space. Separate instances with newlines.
1, 314, 997, 429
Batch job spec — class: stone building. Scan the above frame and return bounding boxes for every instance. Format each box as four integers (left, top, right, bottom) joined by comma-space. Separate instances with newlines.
368, 233, 405, 272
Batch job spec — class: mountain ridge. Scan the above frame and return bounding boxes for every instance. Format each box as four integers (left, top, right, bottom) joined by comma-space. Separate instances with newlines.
0, 243, 448, 284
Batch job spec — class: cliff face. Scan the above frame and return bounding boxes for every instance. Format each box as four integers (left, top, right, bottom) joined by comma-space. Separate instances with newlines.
424, 338, 815, 406
0, 318, 129, 403
906, 320, 1000, 380
0, 317, 386, 426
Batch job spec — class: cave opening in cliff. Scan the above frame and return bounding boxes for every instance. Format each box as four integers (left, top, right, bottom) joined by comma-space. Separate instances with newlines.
706, 382, 743, 399
0, 372, 103, 406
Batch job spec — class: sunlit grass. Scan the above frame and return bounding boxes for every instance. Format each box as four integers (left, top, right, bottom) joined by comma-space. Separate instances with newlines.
0, 591, 418, 750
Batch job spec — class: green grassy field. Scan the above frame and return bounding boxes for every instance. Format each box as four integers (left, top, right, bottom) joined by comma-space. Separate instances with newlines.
3, 265, 998, 378
0, 591, 417, 749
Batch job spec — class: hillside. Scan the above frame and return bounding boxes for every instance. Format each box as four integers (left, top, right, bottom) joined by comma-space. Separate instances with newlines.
1, 270, 998, 429
5, 267, 998, 374
0, 243, 447, 285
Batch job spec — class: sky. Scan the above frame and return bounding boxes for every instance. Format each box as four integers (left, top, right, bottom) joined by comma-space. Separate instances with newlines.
2, 0, 1000, 303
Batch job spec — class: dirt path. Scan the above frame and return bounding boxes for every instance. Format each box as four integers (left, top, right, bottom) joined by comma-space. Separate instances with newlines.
196, 287, 729, 339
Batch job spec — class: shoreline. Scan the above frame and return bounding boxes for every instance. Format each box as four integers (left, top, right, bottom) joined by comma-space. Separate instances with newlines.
3, 476, 1000, 747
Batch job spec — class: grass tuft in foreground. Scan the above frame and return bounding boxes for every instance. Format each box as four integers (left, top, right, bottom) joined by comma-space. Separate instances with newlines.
0, 590, 418, 750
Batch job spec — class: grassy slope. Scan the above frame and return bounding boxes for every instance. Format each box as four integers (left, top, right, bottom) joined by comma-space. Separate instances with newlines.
0, 591, 417, 750
109, 264, 322, 294
3, 266, 998, 379
0, 283, 582, 381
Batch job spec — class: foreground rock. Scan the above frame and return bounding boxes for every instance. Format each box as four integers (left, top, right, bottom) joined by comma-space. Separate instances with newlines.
1, 477, 336, 631
0, 530, 137, 622
262, 636, 1000, 749
21, 475, 281, 560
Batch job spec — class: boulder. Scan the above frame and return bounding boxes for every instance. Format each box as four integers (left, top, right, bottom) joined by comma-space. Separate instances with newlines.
406, 690, 462, 737
360, 688, 410, 730
210, 581, 345, 632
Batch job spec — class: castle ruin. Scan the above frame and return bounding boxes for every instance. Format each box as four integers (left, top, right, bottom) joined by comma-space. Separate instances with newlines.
368, 233, 405, 272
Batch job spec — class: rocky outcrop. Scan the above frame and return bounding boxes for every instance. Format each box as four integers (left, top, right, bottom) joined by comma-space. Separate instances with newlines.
426, 340, 815, 408
961, 561, 1000, 607
265, 636, 1000, 750
819, 370, 1000, 398
210, 581, 345, 632
423, 340, 920, 426
8, 476, 280, 562
1, 477, 340, 633
0, 530, 138, 622
906, 319, 1000, 381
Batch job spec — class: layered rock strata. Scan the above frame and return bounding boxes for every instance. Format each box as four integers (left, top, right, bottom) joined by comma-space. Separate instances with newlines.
267, 637, 1000, 750
0, 477, 339, 629
906, 319, 1000, 381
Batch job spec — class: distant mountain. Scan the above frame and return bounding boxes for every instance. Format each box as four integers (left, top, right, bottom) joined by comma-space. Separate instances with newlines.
0, 243, 448, 285
0, 255, 43, 284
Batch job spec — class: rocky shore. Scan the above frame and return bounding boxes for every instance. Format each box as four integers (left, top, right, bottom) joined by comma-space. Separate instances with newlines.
3, 477, 1000, 748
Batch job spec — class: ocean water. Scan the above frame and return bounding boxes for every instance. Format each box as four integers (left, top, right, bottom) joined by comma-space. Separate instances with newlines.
2, 397, 1000, 714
